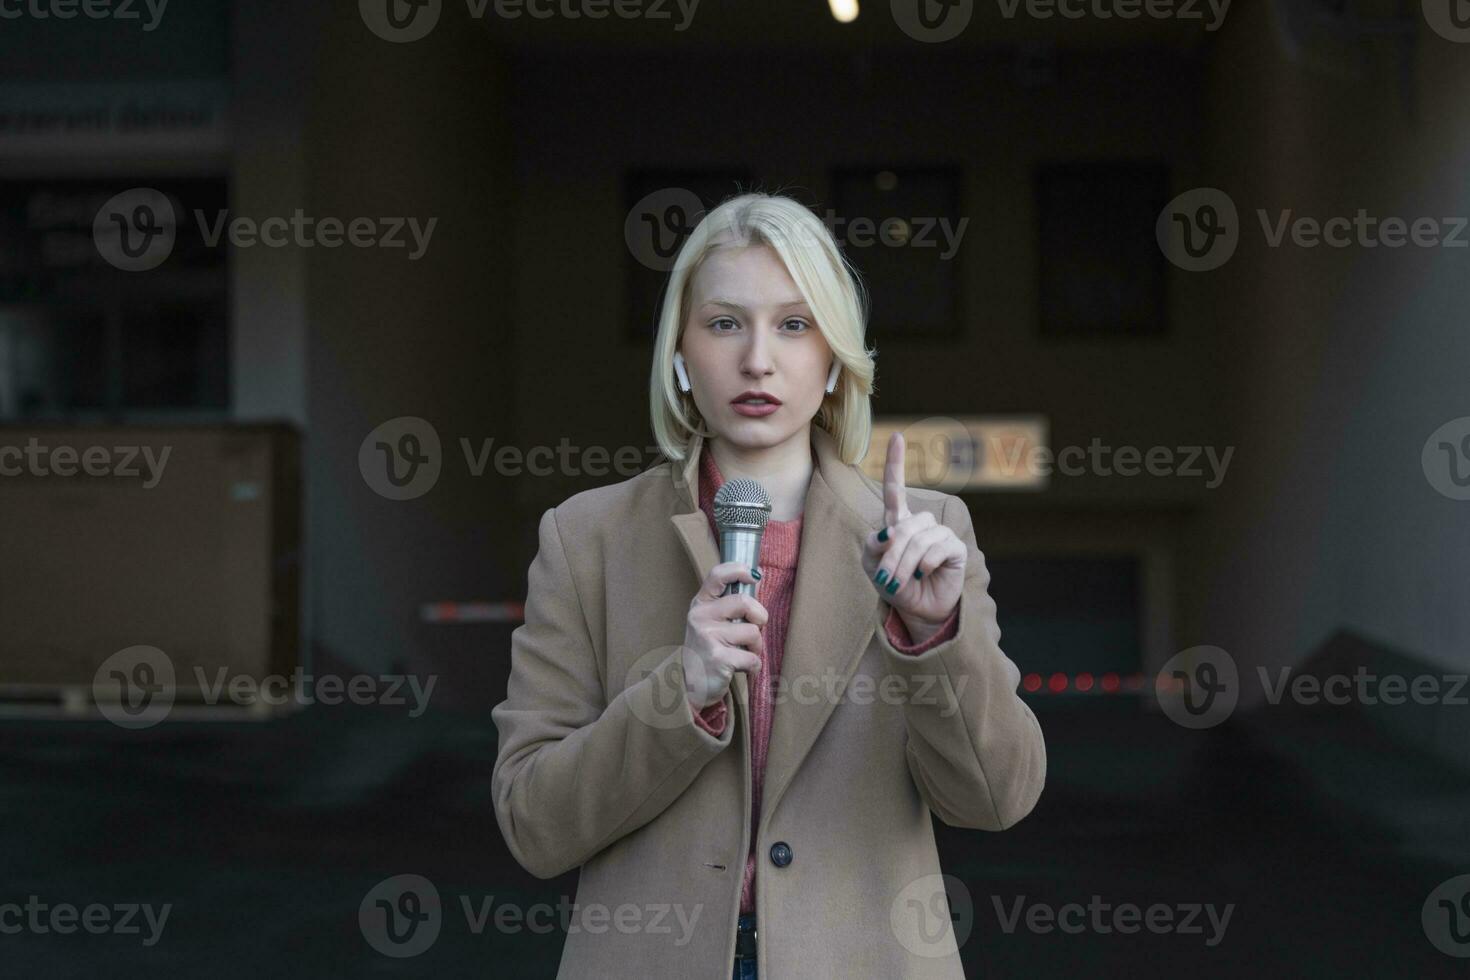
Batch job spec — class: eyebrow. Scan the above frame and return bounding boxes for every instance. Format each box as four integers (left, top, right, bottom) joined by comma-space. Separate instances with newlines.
699, 297, 811, 313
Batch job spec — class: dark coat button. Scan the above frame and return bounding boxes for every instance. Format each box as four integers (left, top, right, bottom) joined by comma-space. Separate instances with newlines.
769, 841, 793, 868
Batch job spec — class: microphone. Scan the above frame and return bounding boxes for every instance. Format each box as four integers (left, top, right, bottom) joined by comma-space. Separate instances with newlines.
712, 478, 772, 624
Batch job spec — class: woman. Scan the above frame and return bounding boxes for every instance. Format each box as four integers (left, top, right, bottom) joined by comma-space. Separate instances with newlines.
491, 193, 1046, 979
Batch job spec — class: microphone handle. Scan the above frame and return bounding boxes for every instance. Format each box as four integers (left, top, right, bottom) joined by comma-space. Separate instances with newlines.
719, 527, 763, 626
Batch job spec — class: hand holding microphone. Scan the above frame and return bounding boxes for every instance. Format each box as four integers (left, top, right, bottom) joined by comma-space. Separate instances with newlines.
680, 478, 773, 709
682, 563, 766, 708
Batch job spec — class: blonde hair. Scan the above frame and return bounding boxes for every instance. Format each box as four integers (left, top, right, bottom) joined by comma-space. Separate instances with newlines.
648, 192, 877, 466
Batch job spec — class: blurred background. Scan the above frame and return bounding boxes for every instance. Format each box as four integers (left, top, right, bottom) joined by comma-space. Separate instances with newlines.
2, 0, 1468, 976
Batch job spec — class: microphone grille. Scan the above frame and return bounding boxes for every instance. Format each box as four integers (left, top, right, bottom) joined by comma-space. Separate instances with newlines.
713, 478, 772, 532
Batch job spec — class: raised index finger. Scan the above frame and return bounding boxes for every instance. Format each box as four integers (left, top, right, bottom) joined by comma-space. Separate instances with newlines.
883, 430, 911, 526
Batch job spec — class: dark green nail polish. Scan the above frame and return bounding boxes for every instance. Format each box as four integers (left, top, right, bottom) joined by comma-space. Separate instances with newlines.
877, 527, 889, 542
752, 568, 761, 580
913, 569, 923, 580
885, 578, 900, 594
875, 569, 888, 586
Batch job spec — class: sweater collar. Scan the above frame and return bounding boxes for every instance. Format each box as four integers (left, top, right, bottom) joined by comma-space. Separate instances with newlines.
670, 424, 879, 527
696, 441, 803, 569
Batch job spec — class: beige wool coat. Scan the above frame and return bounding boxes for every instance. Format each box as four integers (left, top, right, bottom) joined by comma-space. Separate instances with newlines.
491, 424, 1047, 979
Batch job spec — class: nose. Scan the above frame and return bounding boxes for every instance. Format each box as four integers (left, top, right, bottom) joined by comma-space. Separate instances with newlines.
740, 325, 774, 379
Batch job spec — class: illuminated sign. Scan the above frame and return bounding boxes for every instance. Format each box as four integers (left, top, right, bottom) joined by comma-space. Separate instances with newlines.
863, 415, 1049, 492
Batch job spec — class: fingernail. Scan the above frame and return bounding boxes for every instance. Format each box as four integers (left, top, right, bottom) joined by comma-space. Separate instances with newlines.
877, 527, 889, 543
885, 578, 900, 595
874, 569, 889, 586
752, 568, 762, 580
913, 569, 923, 580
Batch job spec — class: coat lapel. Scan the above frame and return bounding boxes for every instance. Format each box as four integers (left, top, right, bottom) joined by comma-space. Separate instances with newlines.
668, 432, 749, 711
666, 425, 887, 835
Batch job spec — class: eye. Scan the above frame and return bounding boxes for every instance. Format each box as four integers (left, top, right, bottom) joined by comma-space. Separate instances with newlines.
781, 318, 810, 333
710, 317, 739, 333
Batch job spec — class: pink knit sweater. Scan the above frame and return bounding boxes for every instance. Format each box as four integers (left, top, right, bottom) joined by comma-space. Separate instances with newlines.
688, 445, 959, 914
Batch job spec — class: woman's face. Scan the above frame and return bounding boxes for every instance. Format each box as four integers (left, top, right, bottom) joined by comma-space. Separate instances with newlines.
678, 244, 834, 453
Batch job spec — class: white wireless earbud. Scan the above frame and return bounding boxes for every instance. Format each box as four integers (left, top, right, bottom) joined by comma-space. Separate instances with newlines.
673, 351, 692, 393
825, 361, 840, 394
